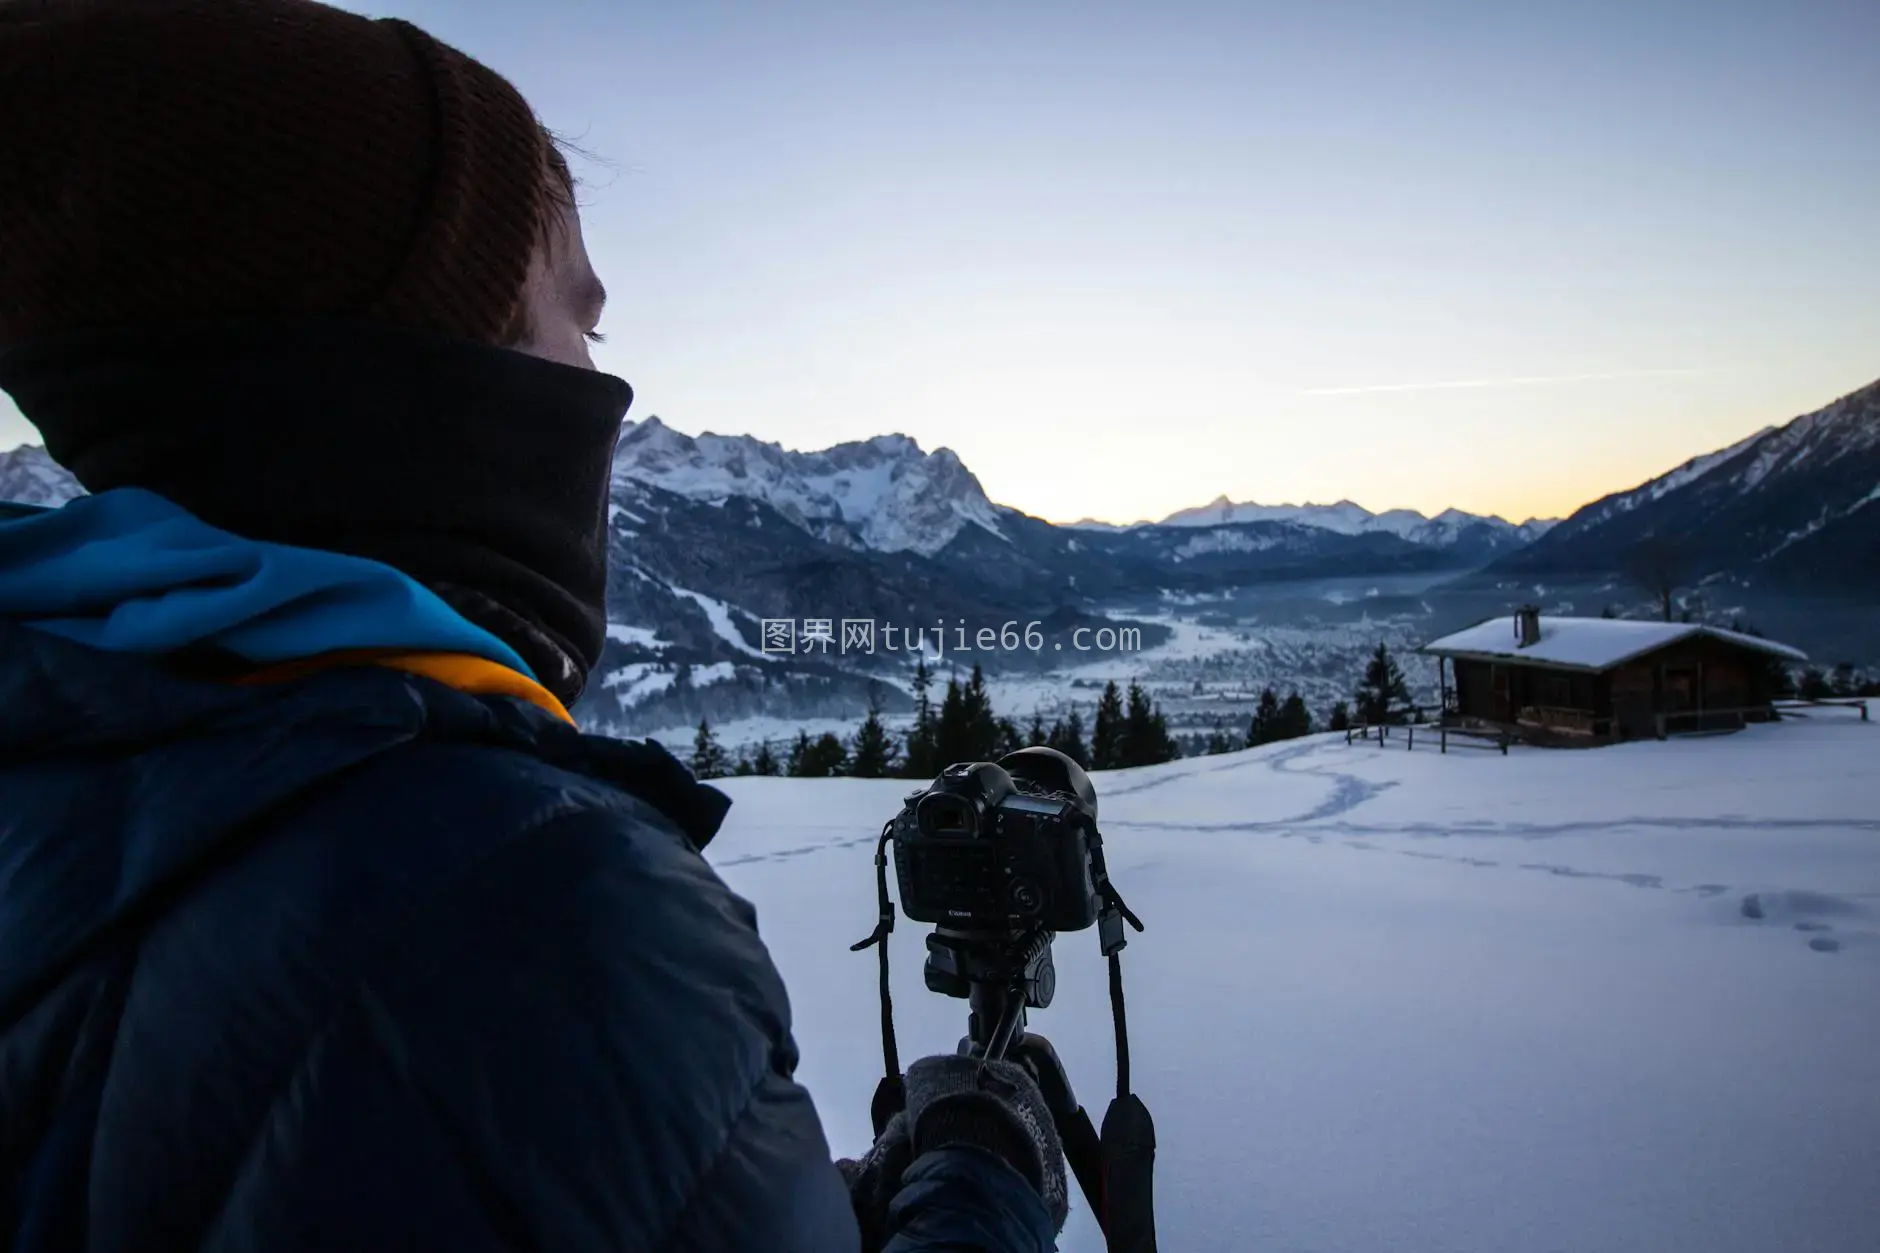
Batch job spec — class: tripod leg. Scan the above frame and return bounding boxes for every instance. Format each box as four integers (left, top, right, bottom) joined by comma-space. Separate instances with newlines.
1006, 1035, 1109, 1237
1059, 1104, 1107, 1235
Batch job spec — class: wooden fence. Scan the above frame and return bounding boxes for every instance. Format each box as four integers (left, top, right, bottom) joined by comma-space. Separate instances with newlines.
1772, 697, 1871, 722
1344, 718, 1511, 755
1343, 698, 1864, 754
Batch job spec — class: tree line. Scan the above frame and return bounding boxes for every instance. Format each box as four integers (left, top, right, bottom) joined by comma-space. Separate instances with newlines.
1792, 662, 1878, 700
690, 660, 1181, 780
689, 639, 1441, 779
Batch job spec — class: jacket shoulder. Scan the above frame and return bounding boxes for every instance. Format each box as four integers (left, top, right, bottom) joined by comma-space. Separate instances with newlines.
87, 730, 852, 1251
205, 793, 855, 1251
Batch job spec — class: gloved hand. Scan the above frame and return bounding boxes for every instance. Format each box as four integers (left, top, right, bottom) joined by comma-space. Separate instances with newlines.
838, 1054, 1069, 1244
837, 1109, 912, 1251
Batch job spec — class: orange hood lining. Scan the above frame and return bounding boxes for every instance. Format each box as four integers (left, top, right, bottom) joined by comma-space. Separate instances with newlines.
236, 650, 575, 725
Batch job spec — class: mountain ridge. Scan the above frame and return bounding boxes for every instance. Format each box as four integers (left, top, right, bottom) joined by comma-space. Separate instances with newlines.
1491, 377, 1880, 594
1068, 497, 1558, 544
612, 416, 1006, 558
4, 426, 1557, 561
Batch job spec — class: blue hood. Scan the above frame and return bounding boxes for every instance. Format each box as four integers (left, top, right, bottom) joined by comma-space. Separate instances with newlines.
0, 488, 535, 677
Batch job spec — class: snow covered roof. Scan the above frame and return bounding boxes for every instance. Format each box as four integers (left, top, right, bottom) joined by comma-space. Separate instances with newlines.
1420, 616, 1808, 671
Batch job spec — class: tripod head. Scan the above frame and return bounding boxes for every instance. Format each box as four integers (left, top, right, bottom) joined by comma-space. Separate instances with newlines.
924, 925, 1055, 1062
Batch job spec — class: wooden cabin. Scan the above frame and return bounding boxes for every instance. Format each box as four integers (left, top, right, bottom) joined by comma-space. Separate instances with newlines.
1420, 608, 1808, 744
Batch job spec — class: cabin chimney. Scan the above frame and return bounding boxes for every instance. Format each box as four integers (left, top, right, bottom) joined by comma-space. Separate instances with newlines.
1515, 604, 1542, 648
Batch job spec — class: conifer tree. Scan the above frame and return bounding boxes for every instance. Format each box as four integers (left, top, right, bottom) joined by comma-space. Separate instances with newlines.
1247, 687, 1281, 747
690, 717, 728, 779
963, 665, 1000, 760
785, 730, 811, 776
1047, 710, 1092, 768
751, 740, 780, 776
1151, 705, 1179, 762
1328, 701, 1352, 732
1091, 680, 1125, 769
933, 676, 969, 769
1121, 680, 1177, 766
796, 731, 849, 778
850, 698, 898, 778
1027, 712, 1049, 747
1279, 691, 1313, 739
902, 658, 938, 778
1355, 642, 1412, 725
995, 716, 1024, 757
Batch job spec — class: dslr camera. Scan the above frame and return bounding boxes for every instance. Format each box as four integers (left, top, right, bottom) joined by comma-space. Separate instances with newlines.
891, 747, 1102, 934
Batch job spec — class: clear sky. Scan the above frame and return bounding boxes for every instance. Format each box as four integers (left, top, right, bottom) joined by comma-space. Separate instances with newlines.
4, 0, 1875, 524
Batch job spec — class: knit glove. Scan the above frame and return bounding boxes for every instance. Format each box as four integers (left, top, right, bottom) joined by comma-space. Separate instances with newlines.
904, 1053, 1069, 1230
838, 1054, 1070, 1244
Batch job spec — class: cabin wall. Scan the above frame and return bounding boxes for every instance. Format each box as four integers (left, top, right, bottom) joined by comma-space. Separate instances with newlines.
1507, 666, 1602, 736
1620, 636, 1781, 732
1608, 665, 1656, 739
1449, 660, 1599, 732
1452, 660, 1499, 721
1435, 635, 1786, 743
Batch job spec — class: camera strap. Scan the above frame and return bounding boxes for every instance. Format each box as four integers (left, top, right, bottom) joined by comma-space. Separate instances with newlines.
1091, 843, 1157, 1252
1088, 834, 1145, 1099
850, 823, 903, 1136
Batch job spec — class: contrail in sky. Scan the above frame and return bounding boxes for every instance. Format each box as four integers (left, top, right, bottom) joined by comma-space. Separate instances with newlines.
1300, 368, 1699, 396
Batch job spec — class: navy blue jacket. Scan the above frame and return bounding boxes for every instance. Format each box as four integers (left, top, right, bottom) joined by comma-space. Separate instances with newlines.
0, 622, 1055, 1252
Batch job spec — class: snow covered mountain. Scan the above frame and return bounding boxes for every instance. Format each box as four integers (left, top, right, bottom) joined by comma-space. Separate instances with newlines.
612, 417, 1006, 557
0, 444, 81, 508
1153, 496, 1558, 549
1494, 378, 1880, 594
609, 419, 1549, 571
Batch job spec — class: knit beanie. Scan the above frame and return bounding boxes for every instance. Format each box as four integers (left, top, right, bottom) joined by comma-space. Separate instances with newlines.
0, 0, 632, 707
0, 0, 550, 345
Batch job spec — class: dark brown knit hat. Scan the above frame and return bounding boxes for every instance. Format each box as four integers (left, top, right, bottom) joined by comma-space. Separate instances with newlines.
0, 0, 553, 346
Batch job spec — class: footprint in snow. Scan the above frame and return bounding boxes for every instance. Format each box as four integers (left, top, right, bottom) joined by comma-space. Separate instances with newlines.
1736, 892, 1866, 953
1740, 890, 1868, 923
1789, 919, 1843, 954
1518, 863, 1662, 889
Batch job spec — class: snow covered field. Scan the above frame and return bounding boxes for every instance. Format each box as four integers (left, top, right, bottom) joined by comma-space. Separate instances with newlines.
707, 710, 1880, 1252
